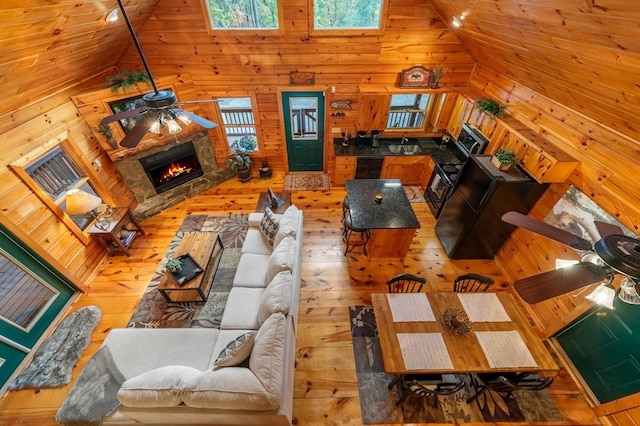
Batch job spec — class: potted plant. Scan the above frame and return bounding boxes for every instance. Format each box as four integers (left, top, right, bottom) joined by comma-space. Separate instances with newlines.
429, 64, 446, 89
474, 97, 507, 118
165, 257, 182, 274
491, 148, 518, 170
259, 160, 272, 179
226, 148, 253, 182
105, 70, 150, 93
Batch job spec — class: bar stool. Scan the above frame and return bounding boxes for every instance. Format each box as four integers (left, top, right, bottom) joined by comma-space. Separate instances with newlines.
341, 196, 350, 224
343, 214, 370, 256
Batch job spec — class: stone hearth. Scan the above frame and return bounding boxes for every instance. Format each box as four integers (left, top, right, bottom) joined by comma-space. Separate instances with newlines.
114, 132, 233, 219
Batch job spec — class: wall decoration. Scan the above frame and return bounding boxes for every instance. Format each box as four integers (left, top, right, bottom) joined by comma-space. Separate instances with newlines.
398, 65, 431, 88
330, 100, 352, 110
289, 71, 315, 85
544, 185, 634, 254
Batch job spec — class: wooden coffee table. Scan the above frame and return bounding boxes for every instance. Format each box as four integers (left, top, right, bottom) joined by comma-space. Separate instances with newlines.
158, 233, 223, 303
255, 191, 291, 214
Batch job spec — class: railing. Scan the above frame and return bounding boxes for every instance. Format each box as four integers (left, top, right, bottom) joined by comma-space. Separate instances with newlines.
292, 109, 317, 137
222, 107, 318, 137
387, 110, 426, 128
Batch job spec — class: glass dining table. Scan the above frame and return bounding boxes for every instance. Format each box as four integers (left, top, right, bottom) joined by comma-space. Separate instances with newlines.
345, 179, 420, 258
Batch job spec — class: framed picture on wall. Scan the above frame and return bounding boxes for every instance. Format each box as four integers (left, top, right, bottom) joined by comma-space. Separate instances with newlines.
398, 65, 431, 88
107, 94, 146, 133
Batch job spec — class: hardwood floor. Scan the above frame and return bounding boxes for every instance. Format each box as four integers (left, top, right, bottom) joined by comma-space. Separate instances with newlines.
0, 172, 600, 425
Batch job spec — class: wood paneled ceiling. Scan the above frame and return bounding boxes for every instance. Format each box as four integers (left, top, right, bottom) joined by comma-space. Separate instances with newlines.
2, 0, 640, 143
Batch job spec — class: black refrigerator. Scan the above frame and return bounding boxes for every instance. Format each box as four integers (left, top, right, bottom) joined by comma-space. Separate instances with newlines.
435, 155, 549, 259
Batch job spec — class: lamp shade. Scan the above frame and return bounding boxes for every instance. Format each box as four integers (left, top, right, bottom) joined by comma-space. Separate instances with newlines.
585, 281, 616, 310
66, 189, 102, 215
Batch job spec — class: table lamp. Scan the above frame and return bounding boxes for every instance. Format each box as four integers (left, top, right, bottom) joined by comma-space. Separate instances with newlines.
65, 189, 102, 216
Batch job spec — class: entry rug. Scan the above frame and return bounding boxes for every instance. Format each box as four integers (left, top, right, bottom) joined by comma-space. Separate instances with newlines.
284, 173, 330, 191
127, 213, 248, 328
404, 185, 426, 203
9, 306, 102, 390
349, 305, 562, 424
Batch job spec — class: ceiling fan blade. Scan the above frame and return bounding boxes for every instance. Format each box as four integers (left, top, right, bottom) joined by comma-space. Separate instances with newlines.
594, 221, 625, 237
501, 211, 593, 251
514, 262, 608, 304
100, 107, 147, 126
119, 112, 158, 148
173, 109, 218, 129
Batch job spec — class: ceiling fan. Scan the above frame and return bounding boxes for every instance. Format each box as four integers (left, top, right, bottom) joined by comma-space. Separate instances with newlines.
100, 0, 218, 148
501, 211, 640, 305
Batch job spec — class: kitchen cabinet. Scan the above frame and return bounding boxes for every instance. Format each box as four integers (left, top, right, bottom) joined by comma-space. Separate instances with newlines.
380, 156, 433, 186
499, 117, 579, 183
446, 94, 475, 139
334, 156, 356, 186
428, 93, 456, 131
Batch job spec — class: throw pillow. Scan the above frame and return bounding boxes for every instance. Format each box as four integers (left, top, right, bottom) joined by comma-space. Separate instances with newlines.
273, 216, 297, 248
266, 236, 295, 283
117, 365, 202, 408
259, 207, 279, 246
258, 270, 293, 325
214, 331, 257, 368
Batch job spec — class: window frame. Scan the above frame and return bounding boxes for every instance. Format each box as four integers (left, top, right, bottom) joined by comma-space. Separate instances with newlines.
201, 0, 284, 35
308, 0, 388, 36
214, 93, 265, 157
384, 93, 434, 133
9, 131, 114, 245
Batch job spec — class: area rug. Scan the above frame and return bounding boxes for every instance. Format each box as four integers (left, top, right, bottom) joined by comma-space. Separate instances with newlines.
283, 173, 330, 191
127, 213, 248, 328
404, 185, 425, 203
55, 345, 125, 425
349, 305, 563, 424
9, 305, 102, 390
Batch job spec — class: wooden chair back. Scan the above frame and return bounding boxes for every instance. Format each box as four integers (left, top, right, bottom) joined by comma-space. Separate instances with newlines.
453, 273, 494, 292
387, 273, 426, 293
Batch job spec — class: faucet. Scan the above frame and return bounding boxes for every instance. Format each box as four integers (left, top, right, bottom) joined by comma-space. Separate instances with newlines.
401, 133, 408, 145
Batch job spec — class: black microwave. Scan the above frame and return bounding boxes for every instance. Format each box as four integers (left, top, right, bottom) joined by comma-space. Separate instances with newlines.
456, 123, 489, 157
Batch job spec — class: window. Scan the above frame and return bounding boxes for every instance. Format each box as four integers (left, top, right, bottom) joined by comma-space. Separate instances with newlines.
386, 94, 431, 129
312, 0, 386, 32
218, 97, 260, 152
205, 0, 280, 30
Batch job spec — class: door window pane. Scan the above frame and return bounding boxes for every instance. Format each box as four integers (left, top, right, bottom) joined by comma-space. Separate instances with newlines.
387, 94, 430, 129
0, 251, 57, 330
289, 98, 318, 139
219, 97, 259, 152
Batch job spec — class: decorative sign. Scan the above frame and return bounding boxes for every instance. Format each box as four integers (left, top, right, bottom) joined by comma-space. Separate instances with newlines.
289, 71, 315, 85
398, 65, 431, 88
330, 100, 352, 110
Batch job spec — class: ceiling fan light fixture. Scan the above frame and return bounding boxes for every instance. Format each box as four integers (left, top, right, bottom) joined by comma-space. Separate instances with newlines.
149, 120, 161, 134
166, 119, 182, 135
176, 111, 192, 126
585, 278, 616, 310
618, 277, 640, 305
555, 258, 580, 269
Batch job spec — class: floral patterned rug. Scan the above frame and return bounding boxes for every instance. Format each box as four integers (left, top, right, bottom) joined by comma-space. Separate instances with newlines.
349, 305, 563, 424
283, 173, 330, 191
403, 185, 426, 203
127, 214, 248, 328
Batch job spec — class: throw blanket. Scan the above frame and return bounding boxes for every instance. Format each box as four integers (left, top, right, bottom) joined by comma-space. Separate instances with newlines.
56, 346, 126, 425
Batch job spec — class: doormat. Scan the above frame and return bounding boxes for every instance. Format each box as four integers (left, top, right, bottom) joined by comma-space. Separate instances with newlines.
349, 305, 562, 424
284, 173, 330, 191
404, 185, 425, 203
126, 213, 248, 329
9, 306, 102, 390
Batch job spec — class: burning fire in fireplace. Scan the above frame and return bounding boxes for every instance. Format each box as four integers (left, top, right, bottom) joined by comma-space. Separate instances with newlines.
160, 161, 194, 183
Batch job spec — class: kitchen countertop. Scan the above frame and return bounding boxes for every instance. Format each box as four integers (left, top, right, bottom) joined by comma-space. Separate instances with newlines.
334, 137, 464, 164
346, 179, 420, 229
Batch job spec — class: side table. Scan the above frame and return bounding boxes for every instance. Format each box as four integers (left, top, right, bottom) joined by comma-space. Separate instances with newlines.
88, 207, 144, 256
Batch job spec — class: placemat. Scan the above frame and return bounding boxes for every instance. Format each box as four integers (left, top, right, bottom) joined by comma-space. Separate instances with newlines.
397, 332, 454, 370
458, 293, 511, 322
387, 293, 435, 322
475, 330, 538, 368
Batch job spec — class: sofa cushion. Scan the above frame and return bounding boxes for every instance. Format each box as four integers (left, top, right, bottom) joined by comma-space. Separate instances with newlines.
232, 254, 270, 288
249, 313, 287, 402
241, 229, 273, 255
258, 271, 292, 325
181, 367, 278, 410
259, 207, 279, 246
117, 365, 202, 408
273, 217, 297, 248
220, 287, 264, 329
266, 236, 296, 283
214, 331, 256, 368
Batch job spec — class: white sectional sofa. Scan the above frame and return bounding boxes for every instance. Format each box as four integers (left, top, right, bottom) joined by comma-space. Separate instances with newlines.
92, 206, 303, 426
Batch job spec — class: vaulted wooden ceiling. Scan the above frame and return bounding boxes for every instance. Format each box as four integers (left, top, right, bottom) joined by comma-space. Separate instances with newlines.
2, 0, 640, 143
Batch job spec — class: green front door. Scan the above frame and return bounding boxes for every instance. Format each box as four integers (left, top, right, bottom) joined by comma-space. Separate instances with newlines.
281, 91, 324, 171
555, 299, 640, 403
0, 225, 75, 388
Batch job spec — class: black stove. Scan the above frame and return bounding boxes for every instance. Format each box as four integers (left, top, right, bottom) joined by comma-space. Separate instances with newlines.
439, 163, 463, 184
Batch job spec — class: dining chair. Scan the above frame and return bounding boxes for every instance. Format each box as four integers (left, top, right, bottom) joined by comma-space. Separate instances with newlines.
343, 214, 370, 256
466, 372, 553, 403
386, 273, 427, 293
453, 273, 494, 292
395, 374, 465, 408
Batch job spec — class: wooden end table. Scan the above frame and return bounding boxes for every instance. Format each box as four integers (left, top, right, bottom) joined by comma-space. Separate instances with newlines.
158, 233, 224, 303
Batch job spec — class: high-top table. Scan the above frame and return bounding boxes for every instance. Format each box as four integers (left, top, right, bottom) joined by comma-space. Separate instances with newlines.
346, 179, 420, 258
371, 291, 559, 375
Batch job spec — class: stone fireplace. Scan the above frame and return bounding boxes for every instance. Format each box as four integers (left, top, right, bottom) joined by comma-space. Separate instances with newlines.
114, 132, 232, 219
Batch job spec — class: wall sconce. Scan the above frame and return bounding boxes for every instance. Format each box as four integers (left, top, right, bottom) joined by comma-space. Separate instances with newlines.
452, 16, 463, 28
106, 9, 119, 22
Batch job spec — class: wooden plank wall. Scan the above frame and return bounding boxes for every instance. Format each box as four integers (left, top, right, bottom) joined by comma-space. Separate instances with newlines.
116, 0, 476, 176
468, 66, 640, 422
